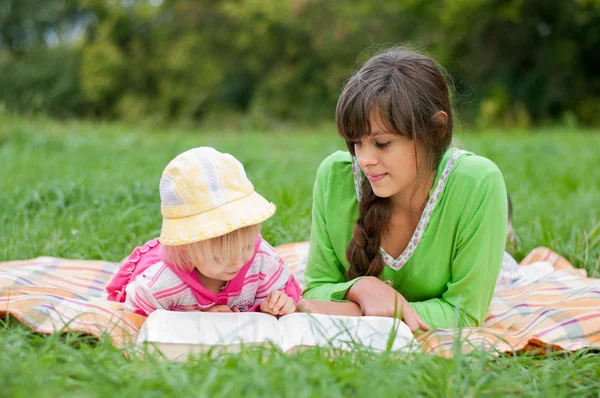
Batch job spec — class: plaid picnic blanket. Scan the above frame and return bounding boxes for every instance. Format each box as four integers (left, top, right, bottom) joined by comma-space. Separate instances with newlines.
1, 245, 599, 356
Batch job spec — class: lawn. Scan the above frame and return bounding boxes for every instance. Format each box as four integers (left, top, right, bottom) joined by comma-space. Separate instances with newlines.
1, 116, 599, 396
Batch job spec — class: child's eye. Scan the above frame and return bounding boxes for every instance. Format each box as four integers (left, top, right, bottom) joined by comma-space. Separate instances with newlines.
375, 141, 390, 149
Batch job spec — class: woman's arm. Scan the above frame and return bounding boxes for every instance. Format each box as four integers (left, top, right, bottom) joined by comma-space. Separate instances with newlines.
411, 167, 507, 328
302, 155, 364, 301
297, 299, 363, 316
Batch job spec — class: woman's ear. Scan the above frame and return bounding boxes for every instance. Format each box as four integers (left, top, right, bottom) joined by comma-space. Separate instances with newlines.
433, 111, 448, 138
433, 111, 448, 126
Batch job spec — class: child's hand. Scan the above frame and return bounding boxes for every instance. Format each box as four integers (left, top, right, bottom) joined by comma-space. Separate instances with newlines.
260, 291, 296, 316
206, 305, 240, 313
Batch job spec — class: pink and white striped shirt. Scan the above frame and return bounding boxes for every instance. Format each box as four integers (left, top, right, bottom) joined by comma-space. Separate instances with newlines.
106, 235, 301, 316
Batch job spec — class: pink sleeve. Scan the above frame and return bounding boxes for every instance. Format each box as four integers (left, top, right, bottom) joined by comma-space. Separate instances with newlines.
248, 276, 302, 312
106, 238, 161, 303
282, 276, 302, 301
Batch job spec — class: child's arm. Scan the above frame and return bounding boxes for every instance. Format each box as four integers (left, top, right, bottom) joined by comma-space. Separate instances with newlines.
124, 273, 169, 316
249, 240, 302, 312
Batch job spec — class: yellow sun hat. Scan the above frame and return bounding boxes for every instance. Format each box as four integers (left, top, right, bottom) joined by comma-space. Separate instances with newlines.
158, 147, 276, 246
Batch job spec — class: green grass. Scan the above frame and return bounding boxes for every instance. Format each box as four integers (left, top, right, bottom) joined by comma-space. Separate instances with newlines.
1, 116, 599, 396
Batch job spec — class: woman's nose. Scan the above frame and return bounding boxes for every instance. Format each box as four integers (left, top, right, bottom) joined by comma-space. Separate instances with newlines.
357, 146, 377, 168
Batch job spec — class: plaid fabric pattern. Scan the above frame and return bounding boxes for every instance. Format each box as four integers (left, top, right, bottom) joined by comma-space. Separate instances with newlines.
418, 248, 600, 356
0, 257, 144, 347
1, 246, 599, 355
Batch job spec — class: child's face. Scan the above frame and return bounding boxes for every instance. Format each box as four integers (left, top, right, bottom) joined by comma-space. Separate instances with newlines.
196, 241, 256, 281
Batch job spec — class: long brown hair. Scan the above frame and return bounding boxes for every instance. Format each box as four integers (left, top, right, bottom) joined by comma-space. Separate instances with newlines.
337, 47, 453, 280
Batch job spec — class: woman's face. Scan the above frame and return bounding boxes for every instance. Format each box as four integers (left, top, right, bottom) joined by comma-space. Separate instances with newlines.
354, 112, 424, 204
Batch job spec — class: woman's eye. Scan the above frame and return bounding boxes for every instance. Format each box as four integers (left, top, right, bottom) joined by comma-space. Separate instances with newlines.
375, 141, 390, 149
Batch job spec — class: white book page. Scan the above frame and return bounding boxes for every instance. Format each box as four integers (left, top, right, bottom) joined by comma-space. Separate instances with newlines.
278, 313, 419, 353
136, 310, 281, 347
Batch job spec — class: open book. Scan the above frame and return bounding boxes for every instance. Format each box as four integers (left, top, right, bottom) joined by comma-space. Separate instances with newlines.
137, 310, 419, 361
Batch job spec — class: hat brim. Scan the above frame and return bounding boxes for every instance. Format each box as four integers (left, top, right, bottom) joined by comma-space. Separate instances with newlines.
159, 191, 276, 246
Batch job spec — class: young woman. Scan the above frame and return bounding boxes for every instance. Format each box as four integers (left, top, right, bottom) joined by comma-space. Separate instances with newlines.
300, 48, 507, 333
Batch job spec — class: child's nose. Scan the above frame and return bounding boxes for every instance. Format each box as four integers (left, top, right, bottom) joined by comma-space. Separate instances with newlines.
228, 262, 244, 272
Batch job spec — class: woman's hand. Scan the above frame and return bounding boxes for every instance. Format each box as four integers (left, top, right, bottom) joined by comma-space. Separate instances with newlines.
347, 276, 430, 332
260, 290, 296, 316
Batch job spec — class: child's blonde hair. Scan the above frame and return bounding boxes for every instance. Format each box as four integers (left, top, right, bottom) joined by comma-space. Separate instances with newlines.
162, 224, 261, 272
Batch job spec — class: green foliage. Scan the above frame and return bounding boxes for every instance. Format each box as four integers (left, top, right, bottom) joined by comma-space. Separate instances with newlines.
0, 0, 598, 126
0, 47, 85, 117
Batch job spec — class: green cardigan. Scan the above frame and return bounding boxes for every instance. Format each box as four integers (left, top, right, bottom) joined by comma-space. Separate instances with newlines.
302, 148, 508, 329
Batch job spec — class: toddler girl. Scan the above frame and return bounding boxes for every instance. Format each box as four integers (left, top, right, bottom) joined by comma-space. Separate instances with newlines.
106, 147, 301, 316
